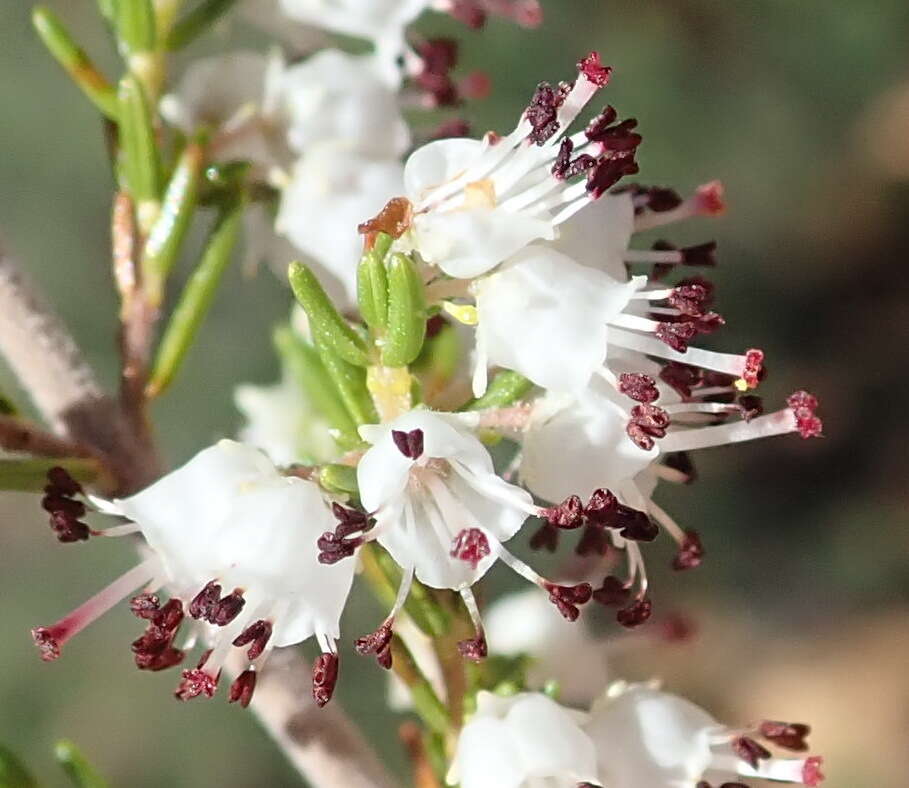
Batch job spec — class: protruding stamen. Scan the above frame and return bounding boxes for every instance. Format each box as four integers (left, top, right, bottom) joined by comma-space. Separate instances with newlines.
733, 736, 772, 769
42, 467, 90, 543
634, 180, 726, 231
228, 669, 256, 708
626, 404, 671, 450
618, 372, 660, 403
211, 589, 245, 626
616, 596, 652, 628
544, 582, 593, 621
312, 652, 339, 707
787, 390, 823, 438
355, 622, 394, 670
759, 720, 811, 752
539, 495, 585, 529
174, 668, 219, 701
457, 586, 488, 661
189, 580, 222, 621
592, 575, 631, 607
232, 619, 273, 661
585, 489, 658, 542
318, 504, 375, 564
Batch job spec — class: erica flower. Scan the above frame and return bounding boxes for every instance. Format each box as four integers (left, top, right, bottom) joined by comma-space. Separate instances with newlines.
32, 441, 354, 708
447, 690, 598, 788
320, 410, 594, 664
393, 52, 639, 279
584, 683, 825, 787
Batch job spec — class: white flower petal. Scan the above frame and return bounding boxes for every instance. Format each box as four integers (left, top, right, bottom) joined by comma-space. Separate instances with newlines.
551, 192, 635, 279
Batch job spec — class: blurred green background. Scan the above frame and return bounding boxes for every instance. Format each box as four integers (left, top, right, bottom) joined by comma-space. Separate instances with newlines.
1, 0, 908, 785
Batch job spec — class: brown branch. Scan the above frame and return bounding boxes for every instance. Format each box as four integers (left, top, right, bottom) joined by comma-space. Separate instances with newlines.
237, 648, 396, 788
0, 414, 92, 458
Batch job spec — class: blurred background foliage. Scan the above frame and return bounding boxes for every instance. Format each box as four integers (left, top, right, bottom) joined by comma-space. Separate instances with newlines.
1, 0, 908, 785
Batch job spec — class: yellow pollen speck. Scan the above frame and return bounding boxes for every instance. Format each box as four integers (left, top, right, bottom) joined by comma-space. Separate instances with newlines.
734, 378, 749, 392
441, 301, 478, 325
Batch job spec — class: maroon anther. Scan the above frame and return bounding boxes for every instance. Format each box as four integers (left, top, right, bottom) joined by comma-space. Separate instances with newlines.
447, 0, 487, 28
618, 372, 660, 403
425, 314, 448, 338
312, 653, 340, 707
189, 580, 222, 621
644, 186, 682, 212
529, 522, 560, 552
655, 321, 698, 353
586, 154, 640, 199
678, 241, 717, 267
228, 670, 257, 708
802, 756, 825, 787
575, 523, 611, 556
31, 627, 61, 661
415, 38, 460, 107
129, 593, 161, 620
392, 428, 424, 459
659, 362, 702, 398
733, 736, 772, 769
540, 494, 584, 529
616, 596, 652, 628
355, 622, 394, 670
587, 116, 641, 154
545, 582, 593, 621
232, 619, 273, 661
627, 403, 670, 451
668, 284, 710, 317
551, 138, 596, 180
525, 81, 567, 145
787, 390, 822, 438
450, 528, 491, 570
155, 599, 185, 632
432, 118, 471, 139
175, 668, 219, 701
672, 530, 704, 571
738, 395, 764, 421
211, 590, 245, 626
584, 489, 657, 541
135, 645, 184, 672
457, 633, 488, 661
42, 469, 91, 543
584, 488, 618, 523
131, 596, 185, 671
741, 349, 765, 389
318, 504, 374, 564
576, 51, 612, 87
46, 466, 83, 497
693, 311, 725, 335
592, 575, 630, 607
759, 720, 811, 752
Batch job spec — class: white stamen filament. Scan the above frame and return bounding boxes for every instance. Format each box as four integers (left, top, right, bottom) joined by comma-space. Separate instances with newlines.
659, 409, 796, 454
609, 327, 749, 377
646, 499, 687, 544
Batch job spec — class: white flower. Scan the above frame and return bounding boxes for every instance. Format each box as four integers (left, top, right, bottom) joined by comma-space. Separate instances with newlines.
33, 441, 354, 707
280, 50, 410, 158
356, 410, 534, 591
394, 53, 635, 279
584, 683, 825, 787
448, 691, 598, 788
485, 589, 611, 704
276, 143, 404, 300
235, 372, 339, 466
472, 244, 645, 395
161, 51, 288, 172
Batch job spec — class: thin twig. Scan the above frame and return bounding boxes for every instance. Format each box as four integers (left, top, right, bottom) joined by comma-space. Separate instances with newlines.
0, 414, 92, 458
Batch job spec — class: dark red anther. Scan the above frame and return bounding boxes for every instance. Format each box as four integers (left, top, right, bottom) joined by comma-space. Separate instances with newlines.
529, 522, 560, 552
312, 653, 339, 707
645, 186, 683, 212
431, 118, 471, 139
31, 627, 61, 661
584, 488, 618, 523
741, 349, 765, 389
189, 580, 222, 621
48, 511, 91, 543
672, 530, 704, 571
575, 523, 611, 556
457, 633, 488, 662
655, 321, 698, 353
130, 593, 161, 620
738, 395, 764, 421
155, 599, 184, 632
228, 670, 257, 708
414, 38, 460, 108
447, 0, 487, 28
392, 428, 424, 459
174, 668, 219, 701
136, 646, 185, 672
659, 362, 702, 398
577, 52, 612, 86
627, 403, 670, 451
592, 575, 630, 607
613, 505, 659, 541
619, 372, 660, 403
45, 467, 83, 497
319, 505, 374, 564
616, 596, 652, 628
545, 582, 593, 621
551, 138, 596, 180
787, 390, 822, 438
668, 283, 710, 317
211, 589, 245, 626
586, 154, 640, 199
232, 619, 273, 661
355, 622, 394, 670
759, 720, 811, 752
540, 494, 584, 529
525, 81, 565, 145
802, 756, 825, 786
42, 471, 91, 543
693, 311, 725, 334
733, 736, 771, 769
679, 241, 718, 267
450, 528, 491, 570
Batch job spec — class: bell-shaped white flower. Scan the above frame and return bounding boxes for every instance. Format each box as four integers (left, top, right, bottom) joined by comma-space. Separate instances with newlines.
161, 51, 288, 172
32, 441, 354, 707
448, 690, 598, 788
280, 49, 410, 157
485, 588, 611, 704
585, 683, 825, 787
276, 143, 404, 298
472, 245, 645, 395
394, 53, 638, 279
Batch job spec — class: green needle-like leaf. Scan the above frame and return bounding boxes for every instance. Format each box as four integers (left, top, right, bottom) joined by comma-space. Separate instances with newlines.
0, 743, 37, 788
315, 342, 379, 428
390, 636, 450, 735
382, 253, 426, 367
141, 134, 207, 304
147, 194, 245, 397
318, 463, 360, 497
166, 0, 240, 51
55, 740, 108, 788
32, 7, 118, 118
288, 262, 370, 367
114, 0, 155, 55
357, 250, 389, 333
117, 74, 161, 212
